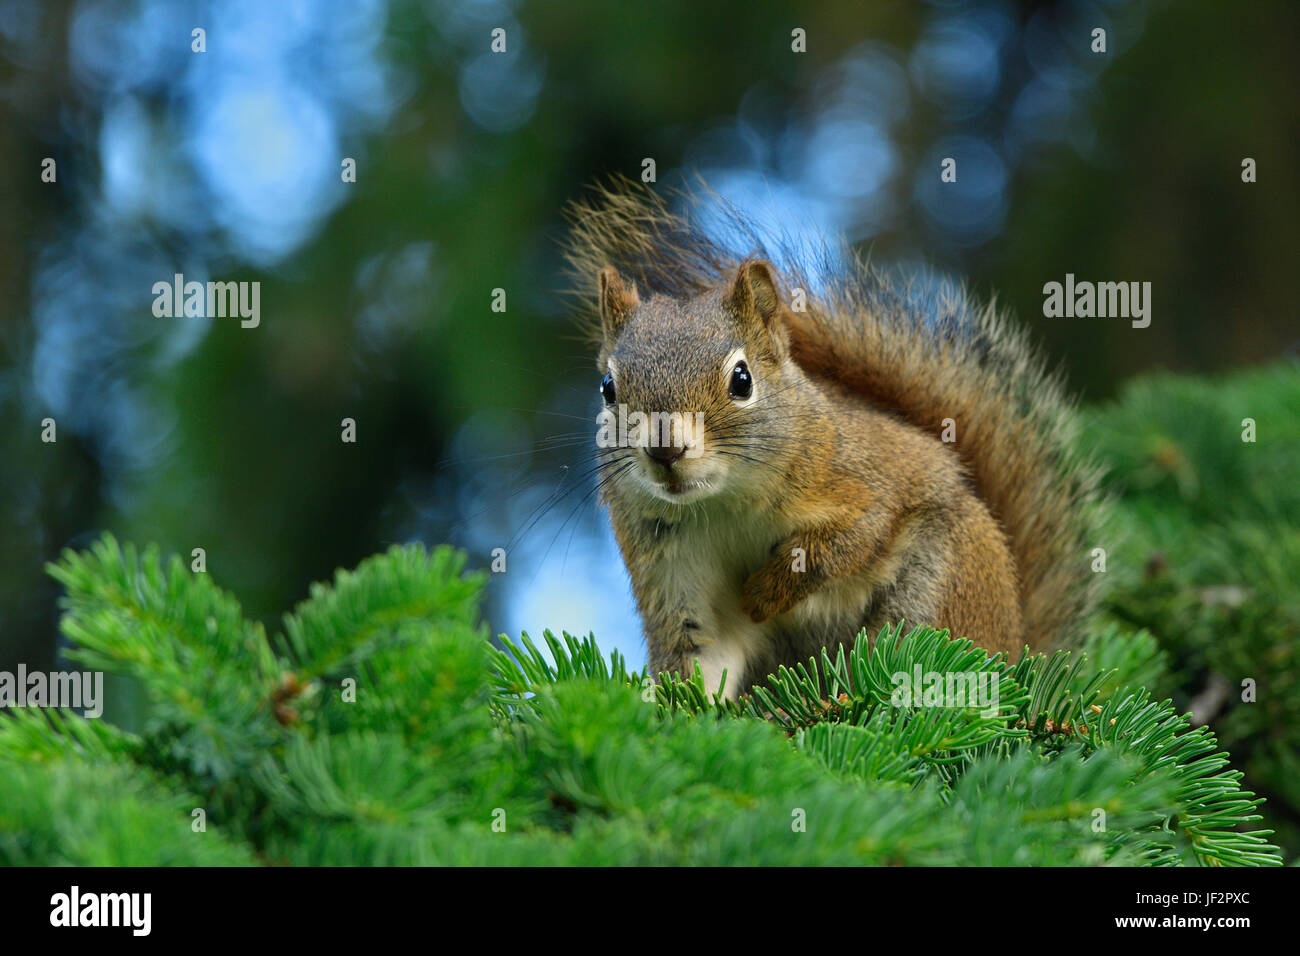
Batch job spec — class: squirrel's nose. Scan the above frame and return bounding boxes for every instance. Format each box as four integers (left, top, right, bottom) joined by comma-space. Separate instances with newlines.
645, 444, 686, 468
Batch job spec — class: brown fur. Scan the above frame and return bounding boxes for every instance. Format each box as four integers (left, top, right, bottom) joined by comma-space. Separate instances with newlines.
565, 176, 1102, 693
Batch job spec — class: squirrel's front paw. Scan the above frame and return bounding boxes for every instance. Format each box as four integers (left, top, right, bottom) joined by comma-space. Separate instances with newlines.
741, 566, 798, 623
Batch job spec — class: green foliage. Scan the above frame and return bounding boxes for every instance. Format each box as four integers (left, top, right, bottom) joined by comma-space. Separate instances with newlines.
495, 623, 1278, 865
1084, 361, 1300, 859
0, 533, 1280, 866
46, 536, 282, 786
0, 759, 257, 867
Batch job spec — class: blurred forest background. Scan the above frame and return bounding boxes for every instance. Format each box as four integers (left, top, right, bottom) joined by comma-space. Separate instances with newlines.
1, 0, 1296, 698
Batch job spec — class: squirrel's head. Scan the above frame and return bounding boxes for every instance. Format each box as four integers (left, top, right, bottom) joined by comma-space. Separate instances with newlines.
593, 259, 801, 507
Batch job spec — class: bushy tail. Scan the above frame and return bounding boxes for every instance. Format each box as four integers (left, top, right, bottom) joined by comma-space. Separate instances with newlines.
565, 175, 1104, 649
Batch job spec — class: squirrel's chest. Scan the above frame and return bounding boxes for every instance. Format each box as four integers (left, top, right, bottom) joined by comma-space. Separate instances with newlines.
624, 507, 880, 697
644, 516, 775, 616
630, 513, 785, 695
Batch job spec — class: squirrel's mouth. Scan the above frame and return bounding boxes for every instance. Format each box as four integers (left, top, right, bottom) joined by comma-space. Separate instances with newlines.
633, 455, 718, 504
664, 480, 701, 495
650, 476, 713, 503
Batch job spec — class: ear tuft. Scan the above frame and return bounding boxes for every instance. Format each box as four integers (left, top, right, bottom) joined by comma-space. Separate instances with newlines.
598, 266, 639, 340
726, 259, 784, 331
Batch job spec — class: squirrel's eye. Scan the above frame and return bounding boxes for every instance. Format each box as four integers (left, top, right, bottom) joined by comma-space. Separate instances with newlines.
600, 372, 616, 405
729, 362, 753, 400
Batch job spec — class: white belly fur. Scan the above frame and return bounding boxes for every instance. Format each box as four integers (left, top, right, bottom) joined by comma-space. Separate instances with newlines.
645, 508, 877, 701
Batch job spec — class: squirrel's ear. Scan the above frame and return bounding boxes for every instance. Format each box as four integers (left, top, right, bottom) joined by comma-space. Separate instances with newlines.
598, 266, 639, 340
727, 260, 787, 344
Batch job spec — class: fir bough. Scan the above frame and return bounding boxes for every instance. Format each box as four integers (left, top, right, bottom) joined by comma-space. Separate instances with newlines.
1084, 360, 1300, 859
0, 527, 1280, 866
